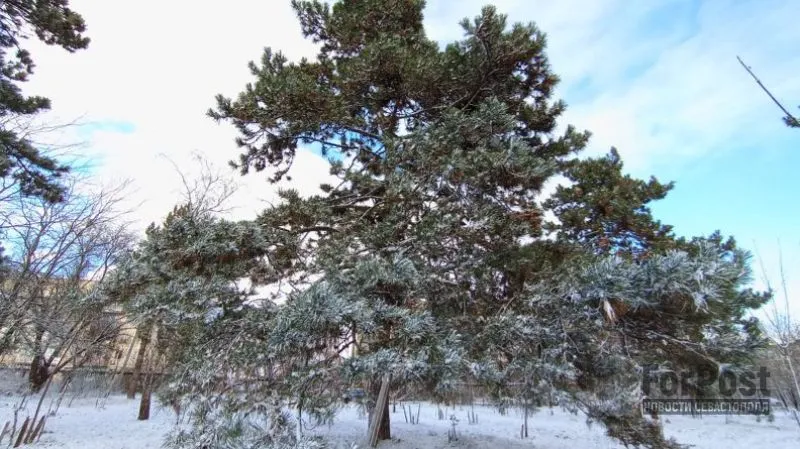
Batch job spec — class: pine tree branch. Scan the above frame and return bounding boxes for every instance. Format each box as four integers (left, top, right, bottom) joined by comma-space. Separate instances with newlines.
737, 56, 800, 127
273, 225, 340, 235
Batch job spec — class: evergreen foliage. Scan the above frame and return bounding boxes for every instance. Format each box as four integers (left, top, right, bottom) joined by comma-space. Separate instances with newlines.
787, 109, 800, 128
111, 2, 772, 448
544, 148, 676, 257
0, 0, 89, 202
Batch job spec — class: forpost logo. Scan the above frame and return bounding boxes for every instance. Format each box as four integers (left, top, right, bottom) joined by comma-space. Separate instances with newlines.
640, 365, 771, 416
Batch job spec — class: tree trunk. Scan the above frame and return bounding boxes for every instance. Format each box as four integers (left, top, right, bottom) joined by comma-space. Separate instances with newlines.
137, 352, 153, 421
368, 378, 391, 442
137, 387, 151, 421
378, 397, 390, 441
128, 330, 151, 399
28, 354, 49, 393
137, 327, 158, 421
523, 400, 529, 438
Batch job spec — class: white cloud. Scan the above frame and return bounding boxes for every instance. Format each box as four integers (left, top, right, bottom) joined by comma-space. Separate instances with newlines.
26, 0, 798, 223
548, 0, 800, 174
23, 0, 333, 232
425, 0, 800, 173
20, 1, 800, 319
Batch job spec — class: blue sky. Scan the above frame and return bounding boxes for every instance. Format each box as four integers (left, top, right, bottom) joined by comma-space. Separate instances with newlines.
23, 0, 800, 316
433, 0, 800, 309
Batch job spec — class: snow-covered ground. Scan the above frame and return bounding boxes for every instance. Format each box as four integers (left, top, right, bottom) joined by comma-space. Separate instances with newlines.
1, 394, 799, 448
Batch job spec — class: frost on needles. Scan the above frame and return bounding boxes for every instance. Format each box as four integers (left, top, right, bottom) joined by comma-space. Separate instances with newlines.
107, 1, 771, 448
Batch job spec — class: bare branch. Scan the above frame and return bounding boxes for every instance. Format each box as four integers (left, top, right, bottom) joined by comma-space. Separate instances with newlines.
737, 56, 800, 127
159, 152, 239, 217
0, 176, 137, 391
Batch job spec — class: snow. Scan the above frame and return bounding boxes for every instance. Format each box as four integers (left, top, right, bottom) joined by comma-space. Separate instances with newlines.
2, 394, 799, 449
0, 395, 173, 448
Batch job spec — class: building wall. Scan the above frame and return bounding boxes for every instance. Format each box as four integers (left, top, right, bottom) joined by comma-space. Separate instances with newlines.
0, 306, 145, 373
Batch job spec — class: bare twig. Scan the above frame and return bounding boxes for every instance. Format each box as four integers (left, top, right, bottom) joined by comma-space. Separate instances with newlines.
753, 241, 800, 427
0, 177, 136, 391
737, 56, 800, 127
158, 152, 239, 217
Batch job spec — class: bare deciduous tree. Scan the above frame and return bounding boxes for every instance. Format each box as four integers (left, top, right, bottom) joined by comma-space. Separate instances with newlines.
162, 151, 239, 218
0, 176, 136, 392
755, 243, 800, 426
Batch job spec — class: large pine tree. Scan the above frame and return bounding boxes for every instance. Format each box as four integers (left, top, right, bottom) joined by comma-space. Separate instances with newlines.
123, 1, 770, 448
